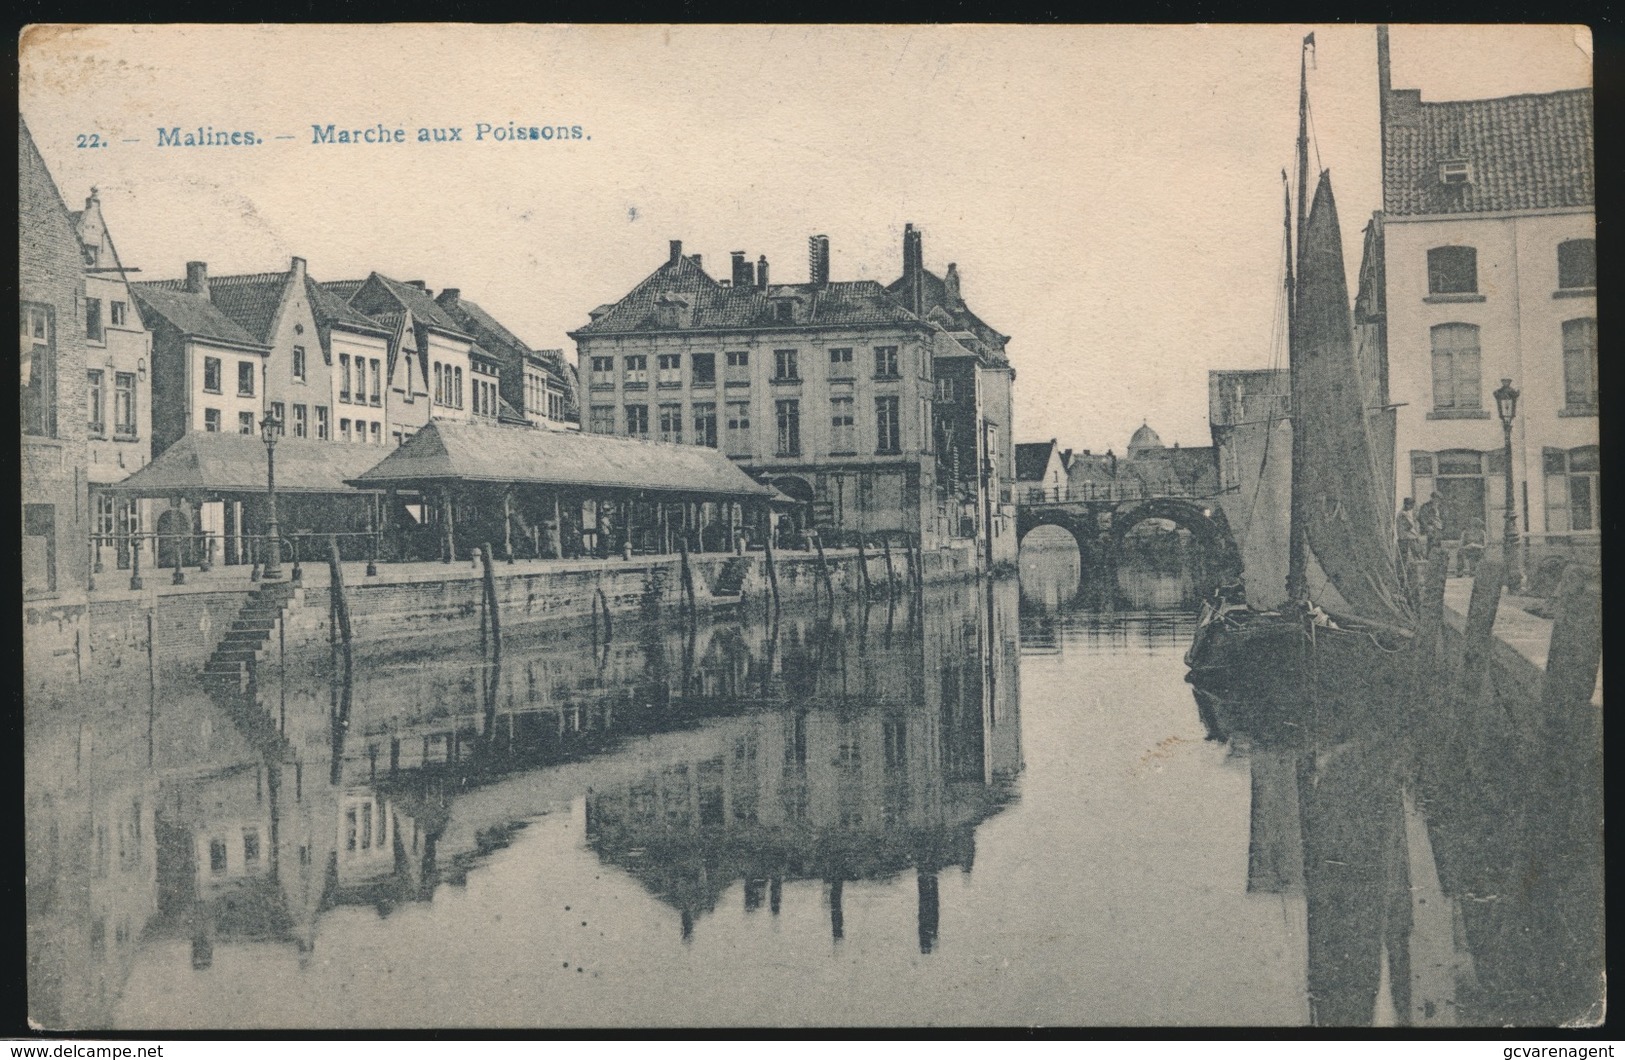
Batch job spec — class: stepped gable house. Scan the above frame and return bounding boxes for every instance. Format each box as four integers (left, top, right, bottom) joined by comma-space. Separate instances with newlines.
569, 226, 1017, 563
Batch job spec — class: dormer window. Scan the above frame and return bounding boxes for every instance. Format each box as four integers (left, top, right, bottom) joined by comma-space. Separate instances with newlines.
1439, 159, 1473, 185
655, 295, 687, 329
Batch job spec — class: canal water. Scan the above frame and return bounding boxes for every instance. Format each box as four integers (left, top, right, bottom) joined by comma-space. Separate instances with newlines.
25, 542, 1602, 1028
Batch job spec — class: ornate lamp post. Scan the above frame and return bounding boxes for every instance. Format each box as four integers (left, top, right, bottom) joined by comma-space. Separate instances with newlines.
261, 414, 284, 581
1493, 378, 1521, 591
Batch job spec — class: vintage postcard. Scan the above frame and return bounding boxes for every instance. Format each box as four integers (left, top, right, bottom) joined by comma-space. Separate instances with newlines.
18, 23, 1601, 1031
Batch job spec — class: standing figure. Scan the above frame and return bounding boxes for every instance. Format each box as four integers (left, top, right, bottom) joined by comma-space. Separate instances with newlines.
1396, 498, 1421, 563
1416, 492, 1445, 557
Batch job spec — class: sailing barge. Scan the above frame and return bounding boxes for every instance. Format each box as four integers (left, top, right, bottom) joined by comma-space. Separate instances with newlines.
1185, 35, 1417, 743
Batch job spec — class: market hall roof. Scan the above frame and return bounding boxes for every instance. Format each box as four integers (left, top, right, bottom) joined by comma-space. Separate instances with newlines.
102, 431, 386, 496
349, 420, 774, 500
1383, 87, 1593, 216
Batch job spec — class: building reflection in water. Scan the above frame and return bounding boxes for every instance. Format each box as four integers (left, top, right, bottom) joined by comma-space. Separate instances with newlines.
25, 578, 1023, 1028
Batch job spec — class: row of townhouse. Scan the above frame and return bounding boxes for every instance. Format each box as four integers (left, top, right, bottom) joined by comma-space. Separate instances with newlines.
129, 263, 580, 455
22, 112, 582, 598
568, 228, 1019, 561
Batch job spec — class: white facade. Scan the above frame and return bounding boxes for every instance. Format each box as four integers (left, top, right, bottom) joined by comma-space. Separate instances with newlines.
1386, 207, 1598, 550
330, 329, 393, 445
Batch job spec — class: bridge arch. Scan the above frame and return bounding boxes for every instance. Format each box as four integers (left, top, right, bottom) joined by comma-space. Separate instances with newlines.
1015, 509, 1099, 563
1110, 497, 1241, 582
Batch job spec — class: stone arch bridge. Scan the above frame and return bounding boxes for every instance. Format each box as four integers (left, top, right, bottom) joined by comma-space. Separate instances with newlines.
1015, 488, 1242, 584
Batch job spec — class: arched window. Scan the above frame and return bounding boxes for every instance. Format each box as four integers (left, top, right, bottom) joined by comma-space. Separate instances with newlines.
1427, 246, 1478, 295
1430, 323, 1482, 411
1557, 239, 1596, 290
1562, 318, 1598, 412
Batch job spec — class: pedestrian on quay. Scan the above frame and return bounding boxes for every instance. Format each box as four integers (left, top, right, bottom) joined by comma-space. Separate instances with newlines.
1417, 491, 1445, 556
1457, 516, 1486, 576
1397, 497, 1421, 563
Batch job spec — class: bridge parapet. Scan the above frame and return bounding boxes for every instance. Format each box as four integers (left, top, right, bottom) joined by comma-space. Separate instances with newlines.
1018, 484, 1215, 506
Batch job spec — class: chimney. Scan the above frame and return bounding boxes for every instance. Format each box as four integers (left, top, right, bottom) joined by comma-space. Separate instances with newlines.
669, 239, 683, 265
1388, 89, 1422, 128
439, 288, 461, 309
1377, 25, 1392, 207
901, 224, 925, 315
691, 253, 702, 271
944, 262, 961, 304
185, 261, 209, 296
808, 234, 830, 287
731, 251, 751, 287
289, 256, 307, 283
85, 187, 100, 210
406, 280, 428, 293
756, 255, 769, 290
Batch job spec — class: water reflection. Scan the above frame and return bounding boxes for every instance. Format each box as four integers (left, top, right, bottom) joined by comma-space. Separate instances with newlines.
1208, 628, 1603, 1027
1026, 542, 1603, 1029
26, 546, 1598, 1027
27, 578, 1021, 1029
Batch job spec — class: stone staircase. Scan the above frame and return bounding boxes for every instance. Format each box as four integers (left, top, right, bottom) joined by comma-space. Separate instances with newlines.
203, 580, 302, 684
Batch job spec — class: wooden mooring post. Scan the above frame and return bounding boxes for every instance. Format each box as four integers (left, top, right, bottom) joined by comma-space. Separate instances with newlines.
1452, 559, 1505, 711
1541, 565, 1602, 720
856, 534, 873, 599
812, 531, 835, 603
881, 535, 898, 600
763, 531, 781, 612
328, 535, 353, 649
679, 535, 698, 617
481, 542, 502, 658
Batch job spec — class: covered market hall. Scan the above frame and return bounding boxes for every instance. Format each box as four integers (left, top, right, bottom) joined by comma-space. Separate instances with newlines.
348, 420, 776, 562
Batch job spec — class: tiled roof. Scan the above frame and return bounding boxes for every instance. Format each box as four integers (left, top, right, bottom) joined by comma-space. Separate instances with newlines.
571, 254, 923, 336
351, 419, 772, 499
440, 295, 528, 355
129, 283, 265, 348
102, 431, 383, 495
887, 268, 1009, 361
320, 279, 367, 302
1014, 441, 1057, 482
1384, 88, 1594, 216
306, 277, 391, 336
368, 274, 470, 337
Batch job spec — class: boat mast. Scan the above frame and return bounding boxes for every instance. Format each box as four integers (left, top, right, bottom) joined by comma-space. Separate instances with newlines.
1285, 31, 1314, 605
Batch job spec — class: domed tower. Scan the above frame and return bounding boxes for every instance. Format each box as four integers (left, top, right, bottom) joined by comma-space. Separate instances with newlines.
1127, 420, 1164, 459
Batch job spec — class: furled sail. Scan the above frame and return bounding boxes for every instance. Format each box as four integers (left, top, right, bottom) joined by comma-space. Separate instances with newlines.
1237, 416, 1295, 612
1291, 172, 1414, 628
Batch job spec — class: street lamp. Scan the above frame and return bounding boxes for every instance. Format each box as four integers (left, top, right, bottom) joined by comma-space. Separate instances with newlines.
1493, 378, 1521, 591
261, 414, 284, 581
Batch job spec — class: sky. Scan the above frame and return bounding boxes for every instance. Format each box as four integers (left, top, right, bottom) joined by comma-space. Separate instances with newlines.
20, 24, 1591, 455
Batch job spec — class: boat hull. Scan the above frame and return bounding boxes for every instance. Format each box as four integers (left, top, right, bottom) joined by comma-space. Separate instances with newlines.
1186, 603, 1414, 746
